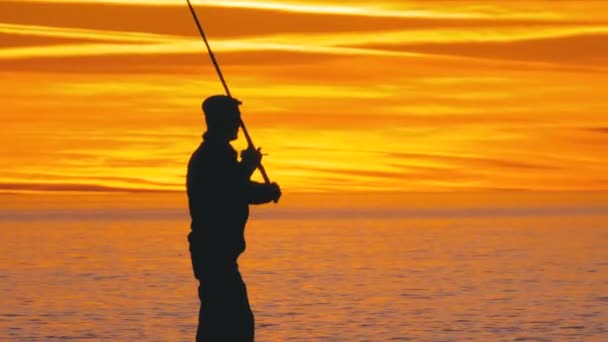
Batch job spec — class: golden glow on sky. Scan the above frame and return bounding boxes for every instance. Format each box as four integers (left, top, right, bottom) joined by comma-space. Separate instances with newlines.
1, 0, 608, 192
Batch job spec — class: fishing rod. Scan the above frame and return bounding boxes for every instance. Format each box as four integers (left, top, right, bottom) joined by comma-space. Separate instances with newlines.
186, 0, 272, 185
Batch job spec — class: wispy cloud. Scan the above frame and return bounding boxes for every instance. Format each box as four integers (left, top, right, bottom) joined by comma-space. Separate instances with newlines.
14, 0, 552, 19
2, 0, 608, 192
0, 182, 174, 193
0, 23, 177, 43
587, 127, 608, 135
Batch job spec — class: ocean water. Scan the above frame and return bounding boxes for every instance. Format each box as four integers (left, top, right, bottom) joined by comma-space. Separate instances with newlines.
1, 192, 608, 341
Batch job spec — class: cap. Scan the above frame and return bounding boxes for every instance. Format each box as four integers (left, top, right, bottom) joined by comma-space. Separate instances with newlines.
202, 95, 242, 116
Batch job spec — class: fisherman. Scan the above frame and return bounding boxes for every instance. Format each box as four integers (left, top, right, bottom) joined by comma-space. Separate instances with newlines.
187, 95, 281, 341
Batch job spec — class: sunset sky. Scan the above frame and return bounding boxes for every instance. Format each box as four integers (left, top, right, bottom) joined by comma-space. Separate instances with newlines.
1, 0, 607, 193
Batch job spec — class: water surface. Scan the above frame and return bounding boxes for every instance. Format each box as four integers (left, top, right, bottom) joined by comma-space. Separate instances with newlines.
1, 192, 607, 341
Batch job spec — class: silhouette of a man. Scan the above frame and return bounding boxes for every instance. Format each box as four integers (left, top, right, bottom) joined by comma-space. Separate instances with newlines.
187, 95, 281, 341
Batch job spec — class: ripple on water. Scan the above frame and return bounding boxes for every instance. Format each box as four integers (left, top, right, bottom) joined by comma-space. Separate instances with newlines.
2, 215, 608, 340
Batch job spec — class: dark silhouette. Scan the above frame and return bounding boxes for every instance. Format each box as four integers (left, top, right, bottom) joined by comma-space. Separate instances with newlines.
187, 95, 281, 341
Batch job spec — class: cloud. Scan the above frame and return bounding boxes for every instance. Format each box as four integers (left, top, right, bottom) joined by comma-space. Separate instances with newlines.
388, 152, 558, 171
0, 38, 423, 61
10, 0, 566, 20
303, 163, 481, 184
1, 171, 177, 187
0, 1, 597, 40
3, 1, 607, 74
359, 32, 608, 67
587, 127, 608, 135
2, 0, 608, 193
0, 23, 176, 43
0, 33, 94, 48
0, 182, 175, 193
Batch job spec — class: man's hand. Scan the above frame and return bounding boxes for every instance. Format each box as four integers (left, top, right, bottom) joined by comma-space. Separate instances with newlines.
248, 181, 282, 204
240, 146, 262, 175
268, 182, 281, 203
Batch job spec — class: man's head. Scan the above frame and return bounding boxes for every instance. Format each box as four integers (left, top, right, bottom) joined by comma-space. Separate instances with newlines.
202, 95, 242, 141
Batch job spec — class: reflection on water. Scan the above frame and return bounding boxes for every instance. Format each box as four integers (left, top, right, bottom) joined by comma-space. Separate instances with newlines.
1, 193, 607, 341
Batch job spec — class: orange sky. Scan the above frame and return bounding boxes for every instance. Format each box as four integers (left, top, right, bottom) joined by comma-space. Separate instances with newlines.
1, 0, 608, 193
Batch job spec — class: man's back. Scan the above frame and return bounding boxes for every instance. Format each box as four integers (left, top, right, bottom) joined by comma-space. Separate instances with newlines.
187, 135, 250, 266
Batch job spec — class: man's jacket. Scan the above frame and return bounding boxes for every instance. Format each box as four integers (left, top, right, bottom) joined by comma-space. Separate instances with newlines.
187, 134, 274, 275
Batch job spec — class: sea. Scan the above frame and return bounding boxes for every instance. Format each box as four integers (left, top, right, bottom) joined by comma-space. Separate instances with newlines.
1, 191, 607, 341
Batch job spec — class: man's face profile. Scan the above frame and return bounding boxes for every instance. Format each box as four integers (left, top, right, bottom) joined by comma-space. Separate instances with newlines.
202, 95, 242, 141
227, 108, 241, 141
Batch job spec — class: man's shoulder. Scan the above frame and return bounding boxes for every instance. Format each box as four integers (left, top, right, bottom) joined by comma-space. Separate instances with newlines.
188, 144, 204, 163
187, 141, 236, 171
198, 140, 238, 160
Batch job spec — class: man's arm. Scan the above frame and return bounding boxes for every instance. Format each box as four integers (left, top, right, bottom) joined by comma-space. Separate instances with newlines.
248, 181, 281, 204
239, 145, 281, 204
239, 146, 262, 179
